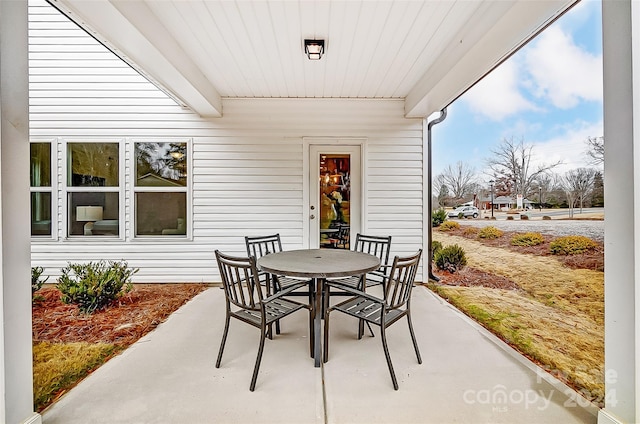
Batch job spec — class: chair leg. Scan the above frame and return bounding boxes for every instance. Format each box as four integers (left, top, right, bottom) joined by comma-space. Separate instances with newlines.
380, 325, 399, 390
407, 313, 422, 364
250, 327, 267, 391
216, 313, 231, 368
359, 321, 375, 339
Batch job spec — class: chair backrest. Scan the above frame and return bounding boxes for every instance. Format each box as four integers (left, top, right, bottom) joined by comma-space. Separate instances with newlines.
384, 250, 422, 310
215, 250, 264, 311
353, 233, 392, 266
245, 234, 284, 259
336, 225, 350, 248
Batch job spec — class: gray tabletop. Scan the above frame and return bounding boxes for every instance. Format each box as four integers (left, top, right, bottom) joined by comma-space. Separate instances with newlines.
257, 248, 380, 279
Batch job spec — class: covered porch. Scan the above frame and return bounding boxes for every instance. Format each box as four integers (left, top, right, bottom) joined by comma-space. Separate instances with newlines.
42, 286, 597, 424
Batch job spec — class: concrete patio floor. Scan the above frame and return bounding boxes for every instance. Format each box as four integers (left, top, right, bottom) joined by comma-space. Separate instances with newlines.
42, 286, 598, 424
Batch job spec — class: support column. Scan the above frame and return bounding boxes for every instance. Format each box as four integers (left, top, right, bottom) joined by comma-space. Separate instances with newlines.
599, 0, 640, 423
0, 1, 41, 423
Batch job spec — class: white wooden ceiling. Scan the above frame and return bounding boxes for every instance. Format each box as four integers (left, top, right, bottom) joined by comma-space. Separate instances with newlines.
50, 0, 578, 118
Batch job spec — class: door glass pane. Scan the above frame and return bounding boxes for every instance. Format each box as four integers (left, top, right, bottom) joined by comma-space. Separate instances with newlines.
319, 154, 350, 249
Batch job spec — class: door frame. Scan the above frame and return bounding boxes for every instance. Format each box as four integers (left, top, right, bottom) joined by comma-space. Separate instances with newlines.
303, 137, 366, 248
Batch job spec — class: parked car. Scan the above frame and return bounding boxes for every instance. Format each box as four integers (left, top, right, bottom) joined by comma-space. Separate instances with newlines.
447, 206, 479, 219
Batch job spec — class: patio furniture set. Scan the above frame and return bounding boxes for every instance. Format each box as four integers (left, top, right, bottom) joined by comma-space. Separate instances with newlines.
215, 233, 423, 391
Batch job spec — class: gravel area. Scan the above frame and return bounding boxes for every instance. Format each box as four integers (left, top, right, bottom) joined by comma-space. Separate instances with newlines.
452, 218, 604, 242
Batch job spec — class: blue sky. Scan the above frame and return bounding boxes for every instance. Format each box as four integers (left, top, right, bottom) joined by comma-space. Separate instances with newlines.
431, 0, 603, 182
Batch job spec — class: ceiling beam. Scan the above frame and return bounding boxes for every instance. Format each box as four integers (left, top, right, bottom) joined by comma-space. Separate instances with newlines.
52, 0, 223, 117
404, 0, 578, 118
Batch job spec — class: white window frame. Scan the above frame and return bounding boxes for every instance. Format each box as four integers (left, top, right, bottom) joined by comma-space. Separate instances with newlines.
130, 138, 192, 240
30, 138, 57, 240
62, 138, 125, 240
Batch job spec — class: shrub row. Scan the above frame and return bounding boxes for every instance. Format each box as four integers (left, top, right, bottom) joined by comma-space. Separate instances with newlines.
32, 260, 138, 314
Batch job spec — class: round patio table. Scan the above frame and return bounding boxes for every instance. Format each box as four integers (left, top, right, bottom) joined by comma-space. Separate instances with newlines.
257, 249, 380, 367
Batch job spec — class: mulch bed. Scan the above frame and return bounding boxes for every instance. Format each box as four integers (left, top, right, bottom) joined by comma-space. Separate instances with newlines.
434, 266, 522, 290
33, 284, 209, 346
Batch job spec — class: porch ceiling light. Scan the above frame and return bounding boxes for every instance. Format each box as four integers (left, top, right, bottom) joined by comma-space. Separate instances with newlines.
304, 39, 325, 60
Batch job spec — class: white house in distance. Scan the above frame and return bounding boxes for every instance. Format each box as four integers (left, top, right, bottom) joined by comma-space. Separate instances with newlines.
1, 1, 639, 423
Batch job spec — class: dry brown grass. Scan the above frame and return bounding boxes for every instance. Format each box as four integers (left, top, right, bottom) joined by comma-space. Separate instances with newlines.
431, 232, 604, 405
32, 283, 209, 412
433, 233, 603, 324
33, 341, 121, 410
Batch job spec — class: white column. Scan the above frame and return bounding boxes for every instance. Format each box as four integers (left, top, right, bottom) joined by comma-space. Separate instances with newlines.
599, 0, 640, 423
0, 1, 41, 423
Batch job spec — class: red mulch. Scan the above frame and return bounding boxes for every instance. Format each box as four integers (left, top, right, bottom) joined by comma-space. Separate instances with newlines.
438, 225, 604, 272
435, 266, 522, 290
33, 284, 209, 346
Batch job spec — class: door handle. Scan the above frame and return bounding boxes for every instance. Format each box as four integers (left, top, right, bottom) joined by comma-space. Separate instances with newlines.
310, 214, 315, 220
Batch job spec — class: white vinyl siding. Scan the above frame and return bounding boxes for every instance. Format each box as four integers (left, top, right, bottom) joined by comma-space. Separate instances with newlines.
29, 0, 425, 283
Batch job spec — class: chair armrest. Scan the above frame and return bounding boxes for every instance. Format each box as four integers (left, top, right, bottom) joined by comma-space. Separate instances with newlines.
262, 281, 309, 303
324, 280, 383, 304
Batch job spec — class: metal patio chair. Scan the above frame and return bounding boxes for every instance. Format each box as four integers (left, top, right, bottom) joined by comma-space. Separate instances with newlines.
326, 233, 392, 290
325, 233, 392, 336
215, 250, 312, 391
323, 249, 423, 390
245, 234, 313, 335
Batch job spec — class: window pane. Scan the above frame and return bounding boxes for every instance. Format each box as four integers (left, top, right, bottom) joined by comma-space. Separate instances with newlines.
135, 142, 187, 187
31, 143, 51, 187
136, 192, 186, 236
68, 143, 119, 187
31, 192, 52, 236
68, 192, 119, 236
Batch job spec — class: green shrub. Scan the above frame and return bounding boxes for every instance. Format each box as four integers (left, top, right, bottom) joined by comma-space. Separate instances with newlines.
478, 226, 503, 239
549, 236, 598, 255
432, 209, 447, 227
439, 221, 460, 231
511, 232, 544, 246
57, 260, 138, 314
431, 240, 443, 256
32, 266, 48, 295
434, 244, 467, 273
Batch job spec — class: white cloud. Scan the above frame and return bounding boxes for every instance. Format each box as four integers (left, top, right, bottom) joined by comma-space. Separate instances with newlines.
529, 120, 603, 174
525, 26, 602, 109
461, 60, 539, 121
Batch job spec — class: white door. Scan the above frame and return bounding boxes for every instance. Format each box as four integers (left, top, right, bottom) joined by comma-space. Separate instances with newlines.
309, 145, 361, 249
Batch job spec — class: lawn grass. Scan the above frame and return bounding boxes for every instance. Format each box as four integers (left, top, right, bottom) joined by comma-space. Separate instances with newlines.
431, 232, 604, 405
33, 341, 123, 411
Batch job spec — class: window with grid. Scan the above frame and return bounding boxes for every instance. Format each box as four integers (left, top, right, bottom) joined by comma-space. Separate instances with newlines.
66, 142, 121, 237
134, 141, 188, 237
30, 142, 53, 237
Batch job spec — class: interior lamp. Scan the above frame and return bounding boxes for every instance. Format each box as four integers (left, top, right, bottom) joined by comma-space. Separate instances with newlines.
76, 206, 103, 235
304, 39, 325, 60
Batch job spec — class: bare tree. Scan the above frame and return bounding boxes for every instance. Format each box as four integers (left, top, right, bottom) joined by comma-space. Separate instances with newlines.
434, 161, 478, 201
486, 137, 562, 201
561, 168, 597, 214
585, 136, 604, 166
534, 173, 554, 207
